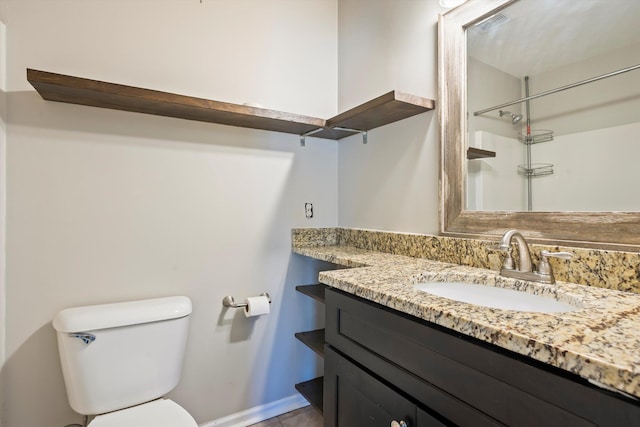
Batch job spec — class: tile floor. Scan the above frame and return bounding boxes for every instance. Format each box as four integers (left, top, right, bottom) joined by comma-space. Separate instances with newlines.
247, 405, 323, 427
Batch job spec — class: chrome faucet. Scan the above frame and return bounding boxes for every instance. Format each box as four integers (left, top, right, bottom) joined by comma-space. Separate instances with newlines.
493, 229, 572, 284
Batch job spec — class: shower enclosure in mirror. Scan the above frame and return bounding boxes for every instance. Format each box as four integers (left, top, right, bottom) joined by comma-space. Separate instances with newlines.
466, 0, 640, 212
439, 0, 640, 248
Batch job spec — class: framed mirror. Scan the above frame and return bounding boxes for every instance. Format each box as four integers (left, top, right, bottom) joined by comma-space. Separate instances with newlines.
439, 0, 640, 250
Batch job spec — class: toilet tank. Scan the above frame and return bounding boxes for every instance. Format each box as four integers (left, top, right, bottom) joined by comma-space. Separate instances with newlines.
52, 296, 192, 415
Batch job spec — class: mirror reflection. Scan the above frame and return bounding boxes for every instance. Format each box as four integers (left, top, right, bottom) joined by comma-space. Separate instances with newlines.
466, 0, 640, 212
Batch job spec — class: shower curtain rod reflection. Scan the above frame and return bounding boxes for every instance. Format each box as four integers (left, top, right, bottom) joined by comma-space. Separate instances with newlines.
473, 63, 640, 117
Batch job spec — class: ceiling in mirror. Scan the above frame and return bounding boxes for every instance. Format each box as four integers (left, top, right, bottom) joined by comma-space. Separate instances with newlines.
467, 0, 640, 77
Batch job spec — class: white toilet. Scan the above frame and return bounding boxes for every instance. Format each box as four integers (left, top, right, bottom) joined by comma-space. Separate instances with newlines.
52, 296, 197, 427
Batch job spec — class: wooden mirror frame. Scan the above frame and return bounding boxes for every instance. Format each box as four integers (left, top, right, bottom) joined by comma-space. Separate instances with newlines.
438, 0, 640, 251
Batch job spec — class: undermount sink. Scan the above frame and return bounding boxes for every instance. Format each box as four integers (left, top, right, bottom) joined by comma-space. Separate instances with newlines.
414, 282, 579, 313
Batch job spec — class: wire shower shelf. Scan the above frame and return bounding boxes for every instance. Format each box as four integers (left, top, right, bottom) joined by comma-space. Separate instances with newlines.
517, 163, 554, 177
518, 129, 553, 145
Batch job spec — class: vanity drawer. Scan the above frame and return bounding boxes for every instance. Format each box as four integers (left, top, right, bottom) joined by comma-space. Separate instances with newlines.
324, 346, 447, 427
326, 288, 640, 426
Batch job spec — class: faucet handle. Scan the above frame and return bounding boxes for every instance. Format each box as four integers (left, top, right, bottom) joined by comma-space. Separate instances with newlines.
488, 244, 515, 270
540, 250, 573, 260
537, 250, 572, 282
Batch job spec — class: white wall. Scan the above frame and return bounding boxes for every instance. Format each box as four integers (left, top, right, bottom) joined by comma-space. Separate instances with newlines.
0, 14, 7, 427
533, 122, 640, 211
467, 58, 522, 140
337, 0, 443, 234
2, 1, 338, 426
7, 0, 338, 119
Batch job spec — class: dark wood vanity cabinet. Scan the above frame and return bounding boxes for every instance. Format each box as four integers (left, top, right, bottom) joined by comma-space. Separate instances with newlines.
323, 288, 640, 427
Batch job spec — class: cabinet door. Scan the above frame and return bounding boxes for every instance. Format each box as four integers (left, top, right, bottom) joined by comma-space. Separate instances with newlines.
325, 346, 445, 427
417, 408, 447, 427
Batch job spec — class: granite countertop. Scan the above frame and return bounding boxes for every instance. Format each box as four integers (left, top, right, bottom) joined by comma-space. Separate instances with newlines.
293, 244, 640, 399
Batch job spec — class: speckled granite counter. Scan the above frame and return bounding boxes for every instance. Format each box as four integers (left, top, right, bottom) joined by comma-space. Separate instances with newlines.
293, 242, 640, 400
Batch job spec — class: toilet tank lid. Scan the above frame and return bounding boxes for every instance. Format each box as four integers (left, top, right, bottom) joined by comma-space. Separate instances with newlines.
52, 296, 192, 333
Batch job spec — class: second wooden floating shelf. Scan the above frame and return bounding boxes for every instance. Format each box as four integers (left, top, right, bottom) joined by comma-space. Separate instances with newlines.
27, 68, 435, 141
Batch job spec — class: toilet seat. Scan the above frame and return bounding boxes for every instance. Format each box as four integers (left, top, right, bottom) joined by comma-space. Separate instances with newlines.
89, 399, 197, 427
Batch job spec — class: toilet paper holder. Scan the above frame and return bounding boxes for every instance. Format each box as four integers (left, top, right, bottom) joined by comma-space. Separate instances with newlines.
222, 293, 271, 309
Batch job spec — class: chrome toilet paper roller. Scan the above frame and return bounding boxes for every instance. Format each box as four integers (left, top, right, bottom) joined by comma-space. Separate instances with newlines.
222, 293, 271, 317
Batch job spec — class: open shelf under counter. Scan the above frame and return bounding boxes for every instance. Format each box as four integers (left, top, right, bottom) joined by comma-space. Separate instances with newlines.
295, 377, 324, 414
295, 329, 325, 357
27, 69, 435, 142
294, 283, 327, 413
295, 284, 328, 303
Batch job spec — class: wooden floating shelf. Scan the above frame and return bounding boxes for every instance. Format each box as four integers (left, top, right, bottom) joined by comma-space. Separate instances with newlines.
27, 69, 435, 141
26, 68, 324, 136
467, 147, 496, 160
295, 284, 328, 303
295, 377, 324, 414
295, 329, 325, 357
311, 91, 436, 139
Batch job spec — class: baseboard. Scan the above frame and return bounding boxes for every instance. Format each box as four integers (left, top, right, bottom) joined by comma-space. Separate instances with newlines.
199, 394, 309, 427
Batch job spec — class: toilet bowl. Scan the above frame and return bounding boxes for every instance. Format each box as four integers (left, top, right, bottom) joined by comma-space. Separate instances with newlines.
88, 399, 196, 427
53, 296, 196, 426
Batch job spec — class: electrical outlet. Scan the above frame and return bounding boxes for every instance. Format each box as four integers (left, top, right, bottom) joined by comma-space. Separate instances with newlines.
305, 203, 313, 219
